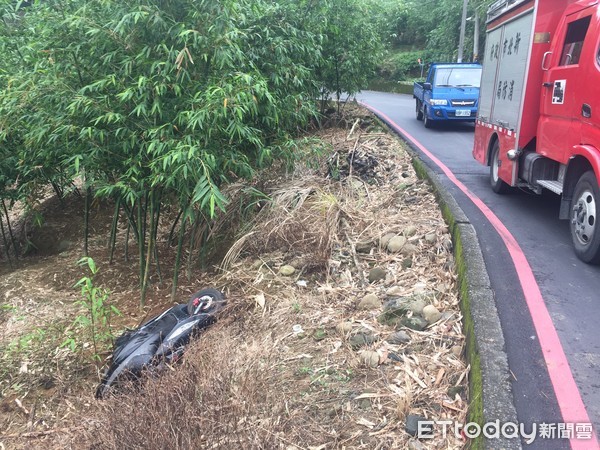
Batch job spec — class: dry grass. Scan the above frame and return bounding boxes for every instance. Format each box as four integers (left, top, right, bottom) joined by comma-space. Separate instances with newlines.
222, 177, 341, 274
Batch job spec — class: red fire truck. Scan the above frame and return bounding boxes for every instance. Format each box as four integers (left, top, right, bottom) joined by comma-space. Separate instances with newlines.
473, 0, 600, 262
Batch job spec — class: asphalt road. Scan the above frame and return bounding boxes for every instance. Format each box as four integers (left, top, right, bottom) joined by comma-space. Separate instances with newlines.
356, 91, 600, 449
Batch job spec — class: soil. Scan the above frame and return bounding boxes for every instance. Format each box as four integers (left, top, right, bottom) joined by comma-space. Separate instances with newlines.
0, 104, 467, 449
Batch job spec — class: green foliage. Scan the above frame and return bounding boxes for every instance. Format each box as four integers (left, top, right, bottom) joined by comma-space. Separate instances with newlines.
0, 0, 386, 297
378, 50, 426, 82
0, 319, 75, 397
317, 0, 384, 104
0, 0, 324, 297
63, 257, 120, 361
371, 0, 495, 84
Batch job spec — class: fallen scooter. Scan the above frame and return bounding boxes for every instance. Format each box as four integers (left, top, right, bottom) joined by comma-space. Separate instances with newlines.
95, 288, 226, 399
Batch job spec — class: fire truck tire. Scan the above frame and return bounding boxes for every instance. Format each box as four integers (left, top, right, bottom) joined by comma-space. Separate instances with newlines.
570, 171, 600, 264
423, 108, 433, 128
489, 141, 511, 194
416, 100, 423, 121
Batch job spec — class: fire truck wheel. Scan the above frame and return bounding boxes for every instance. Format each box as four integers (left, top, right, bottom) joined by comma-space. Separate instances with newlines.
570, 171, 600, 263
416, 100, 423, 121
423, 108, 433, 128
489, 141, 511, 194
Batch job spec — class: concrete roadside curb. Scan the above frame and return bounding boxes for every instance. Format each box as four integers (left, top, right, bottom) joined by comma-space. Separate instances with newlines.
416, 164, 521, 450
365, 106, 522, 449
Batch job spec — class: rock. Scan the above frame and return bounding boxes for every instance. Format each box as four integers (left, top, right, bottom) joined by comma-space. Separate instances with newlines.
405, 414, 429, 437
405, 196, 418, 204
350, 332, 379, 350
451, 345, 462, 357
358, 293, 381, 310
359, 350, 380, 367
413, 282, 427, 294
380, 232, 396, 248
358, 398, 371, 410
368, 267, 387, 283
387, 235, 407, 253
379, 300, 408, 325
425, 232, 437, 243
313, 328, 327, 341
448, 385, 465, 398
288, 258, 304, 269
279, 265, 296, 276
386, 331, 411, 345
440, 311, 454, 321
336, 322, 353, 335
349, 177, 365, 193
422, 305, 442, 324
438, 282, 451, 293
355, 240, 373, 253
388, 351, 403, 362
400, 316, 429, 331
408, 439, 426, 450
401, 171, 410, 178
403, 225, 417, 237
251, 259, 263, 269
386, 286, 403, 297
408, 298, 427, 315
402, 258, 413, 269
401, 243, 419, 256
379, 295, 426, 325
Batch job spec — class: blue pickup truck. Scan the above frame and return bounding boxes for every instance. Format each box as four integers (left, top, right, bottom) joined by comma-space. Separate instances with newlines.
413, 63, 482, 128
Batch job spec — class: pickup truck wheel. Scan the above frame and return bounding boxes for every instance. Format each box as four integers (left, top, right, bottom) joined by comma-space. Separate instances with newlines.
489, 141, 511, 194
423, 108, 433, 128
416, 100, 423, 121
570, 171, 600, 263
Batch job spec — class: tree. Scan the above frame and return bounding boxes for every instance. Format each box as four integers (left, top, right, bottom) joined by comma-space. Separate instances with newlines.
316, 0, 383, 109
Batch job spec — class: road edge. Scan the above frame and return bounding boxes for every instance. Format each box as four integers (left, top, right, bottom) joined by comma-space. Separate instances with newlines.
413, 158, 521, 450
364, 104, 522, 449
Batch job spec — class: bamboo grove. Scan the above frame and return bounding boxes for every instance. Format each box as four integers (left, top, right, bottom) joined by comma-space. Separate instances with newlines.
0, 0, 383, 303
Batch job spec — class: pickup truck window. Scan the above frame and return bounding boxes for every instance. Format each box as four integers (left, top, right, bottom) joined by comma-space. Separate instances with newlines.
559, 15, 590, 66
433, 68, 482, 88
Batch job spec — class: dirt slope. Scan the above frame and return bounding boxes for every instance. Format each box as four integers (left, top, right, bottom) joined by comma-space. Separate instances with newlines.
0, 105, 467, 449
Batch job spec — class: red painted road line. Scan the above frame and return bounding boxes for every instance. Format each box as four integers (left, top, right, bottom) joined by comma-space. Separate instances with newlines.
360, 102, 599, 449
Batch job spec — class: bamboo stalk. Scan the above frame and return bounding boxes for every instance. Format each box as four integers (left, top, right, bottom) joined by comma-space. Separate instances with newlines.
137, 198, 146, 306
0, 209, 13, 266
142, 190, 155, 296
108, 197, 121, 264
1, 199, 19, 256
121, 203, 139, 243
83, 186, 91, 256
168, 208, 184, 246
51, 181, 64, 204
124, 221, 130, 262
171, 208, 187, 302
186, 209, 201, 281
152, 193, 163, 284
